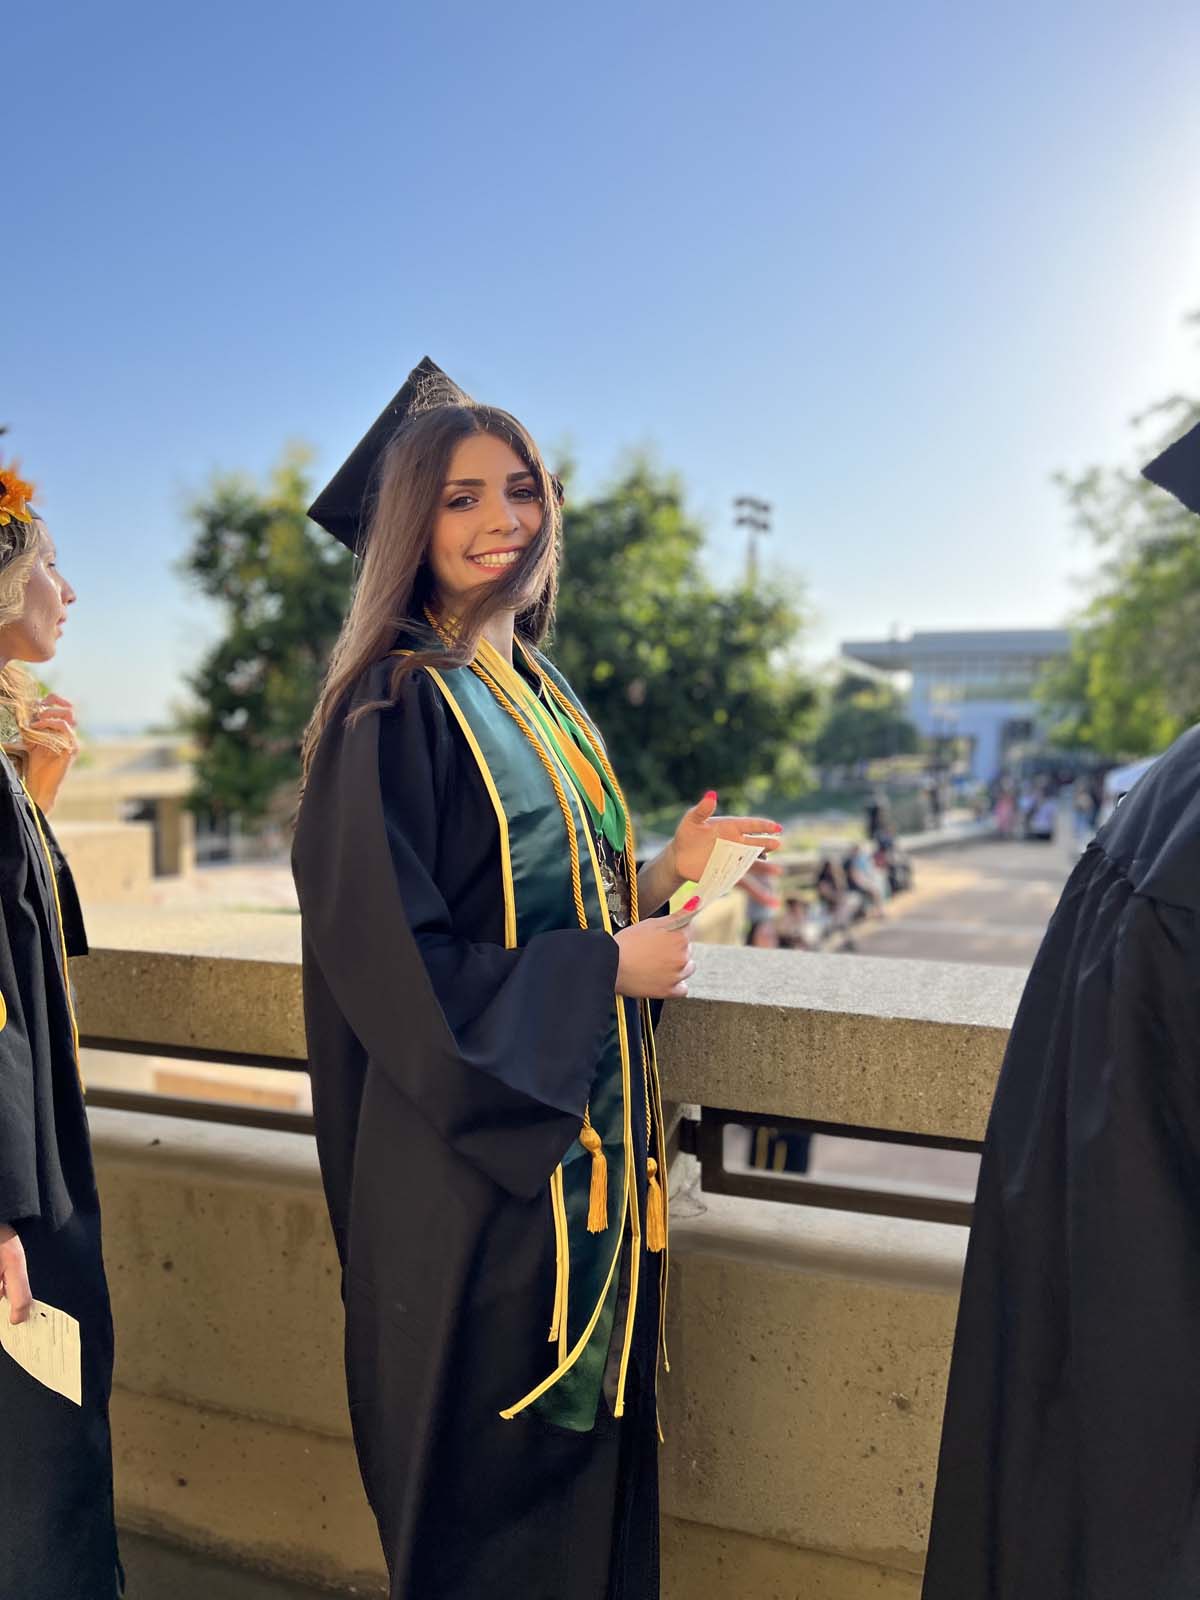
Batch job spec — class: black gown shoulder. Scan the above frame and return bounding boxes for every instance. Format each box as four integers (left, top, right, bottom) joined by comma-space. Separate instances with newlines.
923, 727, 1200, 1599
293, 655, 619, 1250
0, 758, 93, 1230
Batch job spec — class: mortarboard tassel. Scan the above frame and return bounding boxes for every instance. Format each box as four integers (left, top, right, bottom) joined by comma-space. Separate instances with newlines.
580, 1118, 608, 1233
645, 1158, 667, 1253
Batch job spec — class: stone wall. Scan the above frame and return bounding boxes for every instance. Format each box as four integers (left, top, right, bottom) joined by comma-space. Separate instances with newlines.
77, 930, 1018, 1596
56, 820, 155, 902
92, 1108, 964, 1597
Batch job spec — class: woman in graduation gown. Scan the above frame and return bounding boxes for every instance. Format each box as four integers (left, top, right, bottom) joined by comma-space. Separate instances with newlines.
293, 359, 782, 1600
0, 451, 122, 1597
921, 418, 1200, 1600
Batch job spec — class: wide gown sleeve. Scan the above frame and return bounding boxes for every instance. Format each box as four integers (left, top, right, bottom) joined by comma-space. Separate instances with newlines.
294, 666, 620, 1201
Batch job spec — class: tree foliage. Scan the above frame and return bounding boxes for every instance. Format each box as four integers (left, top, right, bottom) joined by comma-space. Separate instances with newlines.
182, 450, 815, 824
1038, 377, 1200, 759
551, 460, 815, 811
182, 448, 353, 822
811, 672, 920, 768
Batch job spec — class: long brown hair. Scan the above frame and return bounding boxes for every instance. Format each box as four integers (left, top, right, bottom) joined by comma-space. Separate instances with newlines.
301, 403, 561, 774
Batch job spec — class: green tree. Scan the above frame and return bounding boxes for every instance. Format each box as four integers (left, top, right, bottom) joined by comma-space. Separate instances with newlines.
182, 447, 353, 822
811, 672, 920, 768
1037, 379, 1200, 758
551, 459, 815, 811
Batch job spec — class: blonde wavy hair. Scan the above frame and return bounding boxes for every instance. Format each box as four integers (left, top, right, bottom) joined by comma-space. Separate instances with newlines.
0, 516, 73, 761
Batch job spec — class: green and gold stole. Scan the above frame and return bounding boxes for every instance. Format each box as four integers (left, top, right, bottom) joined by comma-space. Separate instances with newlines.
402, 634, 667, 1430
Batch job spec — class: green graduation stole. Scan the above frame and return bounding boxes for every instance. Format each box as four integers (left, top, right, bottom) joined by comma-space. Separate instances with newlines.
409, 638, 663, 1432
477, 640, 628, 857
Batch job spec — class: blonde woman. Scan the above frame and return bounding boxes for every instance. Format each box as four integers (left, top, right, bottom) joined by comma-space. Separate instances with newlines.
0, 451, 119, 1597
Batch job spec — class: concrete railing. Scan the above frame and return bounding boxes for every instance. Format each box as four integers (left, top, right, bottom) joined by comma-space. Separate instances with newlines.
76, 910, 1024, 1597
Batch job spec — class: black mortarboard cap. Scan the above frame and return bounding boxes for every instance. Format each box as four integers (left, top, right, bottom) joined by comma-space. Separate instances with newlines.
308, 357, 472, 551
1142, 418, 1200, 515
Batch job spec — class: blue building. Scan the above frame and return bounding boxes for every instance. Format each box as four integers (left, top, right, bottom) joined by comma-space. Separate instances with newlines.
840, 628, 1071, 782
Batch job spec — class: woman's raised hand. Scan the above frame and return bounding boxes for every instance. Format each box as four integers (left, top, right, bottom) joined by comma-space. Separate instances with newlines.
614, 898, 699, 999
24, 693, 80, 815
669, 791, 783, 885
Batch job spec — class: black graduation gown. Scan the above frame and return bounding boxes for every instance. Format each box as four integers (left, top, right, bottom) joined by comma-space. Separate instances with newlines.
292, 661, 661, 1600
0, 755, 121, 1600
923, 725, 1200, 1600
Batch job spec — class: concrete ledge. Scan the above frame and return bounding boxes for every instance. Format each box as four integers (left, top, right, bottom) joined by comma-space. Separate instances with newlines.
662, 1518, 921, 1599
76, 908, 304, 1062
897, 819, 998, 854
670, 1189, 966, 1294
56, 820, 155, 901
93, 1110, 347, 1438
656, 947, 1022, 1141
120, 1532, 341, 1600
662, 1194, 964, 1576
94, 1111, 960, 1592
77, 911, 1023, 1142
112, 1388, 385, 1594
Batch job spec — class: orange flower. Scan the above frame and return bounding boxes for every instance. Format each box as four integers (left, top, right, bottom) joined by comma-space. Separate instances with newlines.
0, 459, 36, 526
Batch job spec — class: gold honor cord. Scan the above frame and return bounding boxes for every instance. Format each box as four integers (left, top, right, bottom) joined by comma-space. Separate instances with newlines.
518, 652, 669, 1255
479, 637, 669, 1256
425, 616, 617, 1215
643, 999, 671, 1376
421, 620, 671, 1417
548, 1163, 570, 1360
463, 651, 610, 1222
460, 641, 653, 1417
22, 784, 82, 1085
423, 665, 519, 950
470, 672, 634, 1422
415, 655, 579, 1359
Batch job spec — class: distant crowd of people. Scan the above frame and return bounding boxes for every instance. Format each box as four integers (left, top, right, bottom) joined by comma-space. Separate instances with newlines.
990, 769, 1106, 845
743, 794, 914, 953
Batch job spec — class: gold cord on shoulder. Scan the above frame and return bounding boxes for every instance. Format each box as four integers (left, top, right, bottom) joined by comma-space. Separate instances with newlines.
470, 658, 590, 933
428, 618, 668, 1270
534, 670, 670, 1250
22, 783, 82, 1086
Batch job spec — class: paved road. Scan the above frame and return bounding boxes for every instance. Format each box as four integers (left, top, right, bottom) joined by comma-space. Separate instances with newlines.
850, 835, 1076, 967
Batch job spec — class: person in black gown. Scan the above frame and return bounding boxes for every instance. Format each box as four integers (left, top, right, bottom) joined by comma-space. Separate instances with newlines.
922, 417, 1200, 1600
292, 359, 782, 1600
0, 448, 122, 1598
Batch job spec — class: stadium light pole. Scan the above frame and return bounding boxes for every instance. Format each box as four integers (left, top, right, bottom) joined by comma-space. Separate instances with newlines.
734, 496, 772, 586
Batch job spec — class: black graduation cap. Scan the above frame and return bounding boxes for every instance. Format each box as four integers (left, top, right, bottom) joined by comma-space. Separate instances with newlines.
1142, 418, 1200, 515
308, 357, 472, 552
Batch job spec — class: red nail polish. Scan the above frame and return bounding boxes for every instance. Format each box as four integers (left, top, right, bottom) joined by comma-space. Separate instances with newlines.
703, 790, 717, 803
683, 895, 701, 912
772, 823, 784, 833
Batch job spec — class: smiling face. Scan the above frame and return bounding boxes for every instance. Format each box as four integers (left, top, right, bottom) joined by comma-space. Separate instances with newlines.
426, 432, 544, 613
0, 525, 76, 664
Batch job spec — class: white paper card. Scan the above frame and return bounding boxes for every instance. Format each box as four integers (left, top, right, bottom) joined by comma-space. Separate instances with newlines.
694, 836, 766, 909
0, 1295, 82, 1405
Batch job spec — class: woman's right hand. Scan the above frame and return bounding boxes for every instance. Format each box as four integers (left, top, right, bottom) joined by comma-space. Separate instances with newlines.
614, 898, 699, 999
0, 1224, 31, 1324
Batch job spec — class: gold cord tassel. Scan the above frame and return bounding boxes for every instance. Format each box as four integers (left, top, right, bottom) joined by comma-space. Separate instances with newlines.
645, 1157, 667, 1253
580, 1122, 608, 1233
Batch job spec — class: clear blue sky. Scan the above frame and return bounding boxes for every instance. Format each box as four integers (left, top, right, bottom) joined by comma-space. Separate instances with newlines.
9, 0, 1200, 730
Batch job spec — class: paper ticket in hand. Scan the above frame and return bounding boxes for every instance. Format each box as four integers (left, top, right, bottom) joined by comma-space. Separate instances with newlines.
693, 837, 768, 909
0, 1295, 82, 1405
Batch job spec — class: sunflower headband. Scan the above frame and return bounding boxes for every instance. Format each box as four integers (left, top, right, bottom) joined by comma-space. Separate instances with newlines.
0, 453, 36, 528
